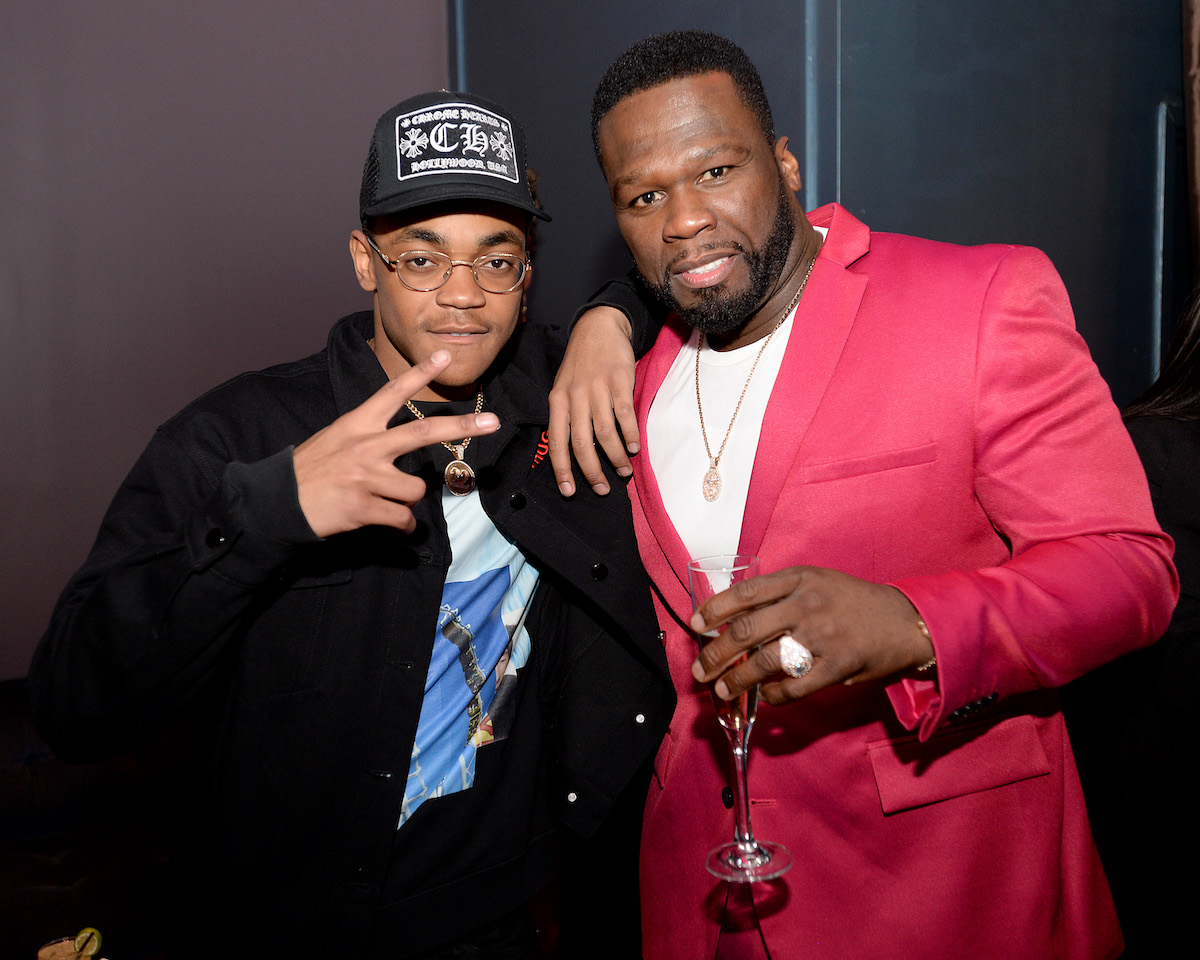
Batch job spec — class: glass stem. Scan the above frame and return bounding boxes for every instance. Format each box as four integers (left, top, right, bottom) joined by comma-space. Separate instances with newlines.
726, 725, 759, 852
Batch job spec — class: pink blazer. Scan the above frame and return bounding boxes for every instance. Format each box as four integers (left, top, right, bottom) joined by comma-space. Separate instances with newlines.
630, 204, 1177, 960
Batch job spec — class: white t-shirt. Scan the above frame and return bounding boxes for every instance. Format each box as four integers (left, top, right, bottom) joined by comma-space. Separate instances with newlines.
647, 316, 793, 562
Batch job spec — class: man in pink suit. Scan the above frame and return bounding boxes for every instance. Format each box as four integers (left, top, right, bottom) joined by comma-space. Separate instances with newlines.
549, 30, 1178, 960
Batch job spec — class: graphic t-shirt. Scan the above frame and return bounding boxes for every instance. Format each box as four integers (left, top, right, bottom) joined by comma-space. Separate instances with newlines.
399, 485, 538, 826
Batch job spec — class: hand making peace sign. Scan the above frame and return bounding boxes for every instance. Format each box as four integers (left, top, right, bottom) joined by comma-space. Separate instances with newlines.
293, 350, 500, 538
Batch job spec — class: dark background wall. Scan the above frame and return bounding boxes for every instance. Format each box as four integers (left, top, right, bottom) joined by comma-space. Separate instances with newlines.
1, 1, 1187, 678
456, 0, 1188, 397
0, 1, 448, 679
834, 0, 1189, 401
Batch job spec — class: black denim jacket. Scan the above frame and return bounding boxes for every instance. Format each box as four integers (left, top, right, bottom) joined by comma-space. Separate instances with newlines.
29, 312, 673, 956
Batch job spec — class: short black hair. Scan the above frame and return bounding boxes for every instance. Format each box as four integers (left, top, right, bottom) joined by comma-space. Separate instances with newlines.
590, 30, 775, 166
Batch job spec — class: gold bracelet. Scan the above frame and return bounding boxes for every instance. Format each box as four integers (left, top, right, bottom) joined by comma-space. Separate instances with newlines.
915, 619, 937, 673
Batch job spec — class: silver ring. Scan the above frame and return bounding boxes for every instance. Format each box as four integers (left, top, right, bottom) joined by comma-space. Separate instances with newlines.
778, 634, 814, 679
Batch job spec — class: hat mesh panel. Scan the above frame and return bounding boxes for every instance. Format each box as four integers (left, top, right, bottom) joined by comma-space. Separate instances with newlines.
359, 141, 380, 224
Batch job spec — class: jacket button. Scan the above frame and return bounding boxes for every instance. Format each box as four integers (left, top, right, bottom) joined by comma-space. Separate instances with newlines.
722, 787, 734, 809
567, 792, 578, 803
509, 492, 527, 509
205, 527, 226, 548
635, 713, 645, 724
590, 562, 608, 581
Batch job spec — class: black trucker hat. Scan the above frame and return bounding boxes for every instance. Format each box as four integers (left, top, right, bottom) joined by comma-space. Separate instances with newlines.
359, 90, 549, 224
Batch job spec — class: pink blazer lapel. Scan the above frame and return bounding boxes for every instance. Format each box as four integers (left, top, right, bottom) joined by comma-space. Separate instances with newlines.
739, 204, 871, 562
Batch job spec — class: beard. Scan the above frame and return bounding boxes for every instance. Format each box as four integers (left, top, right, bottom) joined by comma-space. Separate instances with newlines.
643, 181, 796, 335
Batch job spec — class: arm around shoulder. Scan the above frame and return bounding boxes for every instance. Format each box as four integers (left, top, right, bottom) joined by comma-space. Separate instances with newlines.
549, 272, 669, 495
570, 269, 666, 358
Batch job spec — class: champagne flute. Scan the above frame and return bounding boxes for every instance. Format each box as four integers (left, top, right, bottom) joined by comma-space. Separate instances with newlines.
687, 554, 792, 883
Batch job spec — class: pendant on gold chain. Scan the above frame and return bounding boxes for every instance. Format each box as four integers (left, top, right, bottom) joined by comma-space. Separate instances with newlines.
405, 390, 484, 496
694, 251, 818, 502
702, 464, 722, 502
444, 455, 476, 496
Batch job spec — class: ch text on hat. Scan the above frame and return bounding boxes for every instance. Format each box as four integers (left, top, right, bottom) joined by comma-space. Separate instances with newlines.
394, 102, 519, 184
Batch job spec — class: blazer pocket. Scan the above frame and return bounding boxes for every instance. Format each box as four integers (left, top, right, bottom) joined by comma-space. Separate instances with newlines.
867, 714, 1051, 814
801, 441, 938, 483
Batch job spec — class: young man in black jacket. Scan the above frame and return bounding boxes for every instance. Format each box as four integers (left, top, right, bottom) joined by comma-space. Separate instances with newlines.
29, 91, 673, 959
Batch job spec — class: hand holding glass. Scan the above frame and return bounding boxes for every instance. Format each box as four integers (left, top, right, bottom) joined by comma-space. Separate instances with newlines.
687, 554, 792, 882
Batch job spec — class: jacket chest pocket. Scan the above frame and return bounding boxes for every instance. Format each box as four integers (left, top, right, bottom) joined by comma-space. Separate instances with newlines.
801, 441, 938, 484
237, 570, 355, 697
867, 713, 1051, 814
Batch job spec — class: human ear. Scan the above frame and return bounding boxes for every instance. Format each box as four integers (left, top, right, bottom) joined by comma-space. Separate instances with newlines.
349, 230, 379, 293
774, 136, 803, 195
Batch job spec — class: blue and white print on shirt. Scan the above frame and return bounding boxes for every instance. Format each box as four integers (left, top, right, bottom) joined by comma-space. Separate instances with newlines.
399, 487, 538, 826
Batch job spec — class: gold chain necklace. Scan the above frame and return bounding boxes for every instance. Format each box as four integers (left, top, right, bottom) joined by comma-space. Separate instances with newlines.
405, 389, 485, 496
695, 254, 818, 502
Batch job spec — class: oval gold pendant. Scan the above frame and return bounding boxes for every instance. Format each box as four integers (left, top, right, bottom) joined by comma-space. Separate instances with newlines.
702, 467, 722, 502
445, 460, 477, 496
